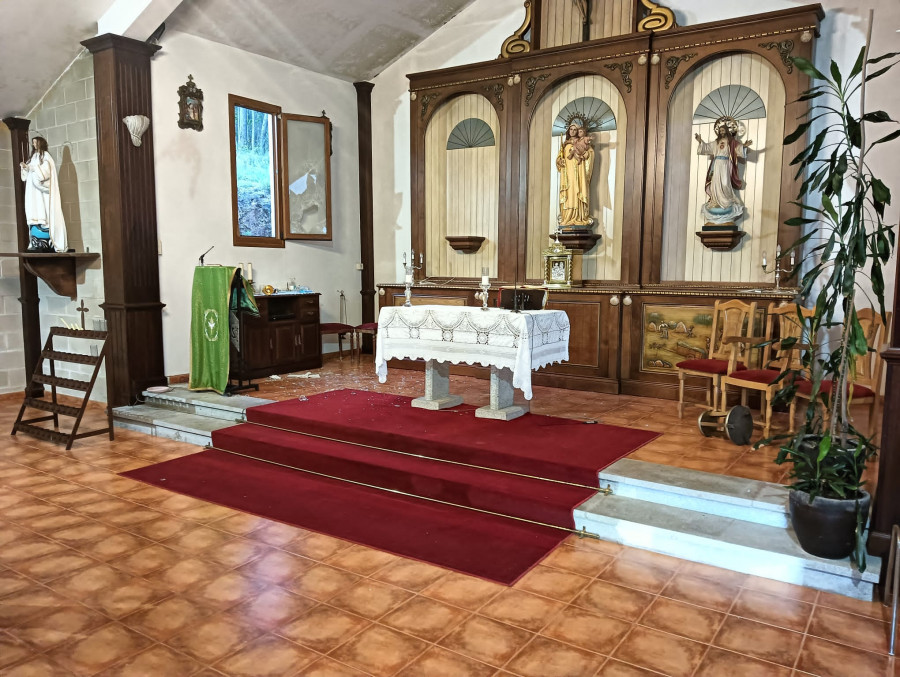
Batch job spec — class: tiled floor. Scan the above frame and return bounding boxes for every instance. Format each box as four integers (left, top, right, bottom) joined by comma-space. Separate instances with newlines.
0, 357, 892, 676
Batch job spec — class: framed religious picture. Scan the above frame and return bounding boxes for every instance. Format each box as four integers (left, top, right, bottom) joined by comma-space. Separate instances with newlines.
178, 75, 204, 131
541, 238, 582, 289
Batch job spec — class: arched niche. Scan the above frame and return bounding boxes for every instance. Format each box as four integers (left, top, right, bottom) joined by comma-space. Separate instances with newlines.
660, 52, 786, 283
424, 93, 500, 278
526, 74, 627, 281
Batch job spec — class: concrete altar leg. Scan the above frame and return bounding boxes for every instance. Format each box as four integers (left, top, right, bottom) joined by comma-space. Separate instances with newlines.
475, 366, 529, 421
411, 359, 463, 410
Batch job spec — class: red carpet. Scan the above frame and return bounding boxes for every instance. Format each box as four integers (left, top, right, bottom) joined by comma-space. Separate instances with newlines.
124, 389, 658, 584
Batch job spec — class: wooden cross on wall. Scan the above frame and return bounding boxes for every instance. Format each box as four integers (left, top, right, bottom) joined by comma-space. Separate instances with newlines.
76, 300, 88, 330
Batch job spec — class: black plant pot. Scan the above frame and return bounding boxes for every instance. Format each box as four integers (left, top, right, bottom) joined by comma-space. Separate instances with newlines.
789, 489, 870, 560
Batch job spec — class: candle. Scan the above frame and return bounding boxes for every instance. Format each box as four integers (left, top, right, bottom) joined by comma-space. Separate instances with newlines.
238, 262, 244, 275
776, 244, 782, 258
247, 263, 253, 281
790, 249, 796, 267
481, 267, 489, 286
762, 251, 767, 268
419, 252, 423, 265
405, 273, 413, 284
402, 252, 407, 264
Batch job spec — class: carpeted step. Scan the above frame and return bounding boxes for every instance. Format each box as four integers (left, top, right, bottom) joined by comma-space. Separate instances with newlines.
212, 422, 594, 529
244, 389, 657, 485
125, 449, 564, 585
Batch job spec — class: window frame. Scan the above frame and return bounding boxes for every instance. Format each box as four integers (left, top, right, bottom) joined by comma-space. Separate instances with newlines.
229, 94, 285, 248
281, 113, 333, 241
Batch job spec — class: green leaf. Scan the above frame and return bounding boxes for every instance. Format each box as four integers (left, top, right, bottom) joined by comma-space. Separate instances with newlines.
866, 63, 898, 82
850, 47, 866, 78
830, 60, 843, 88
784, 217, 818, 226
868, 51, 900, 64
792, 57, 827, 81
847, 117, 861, 148
862, 110, 895, 123
871, 129, 900, 148
818, 435, 832, 462
872, 178, 892, 205
784, 121, 812, 145
797, 89, 827, 102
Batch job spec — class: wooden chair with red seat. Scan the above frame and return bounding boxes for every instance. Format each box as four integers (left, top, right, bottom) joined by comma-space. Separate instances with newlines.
353, 322, 378, 364
676, 299, 758, 419
720, 303, 815, 439
319, 290, 355, 360
794, 307, 892, 439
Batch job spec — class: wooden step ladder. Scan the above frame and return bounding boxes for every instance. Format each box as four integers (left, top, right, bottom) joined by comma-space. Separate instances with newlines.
12, 327, 113, 450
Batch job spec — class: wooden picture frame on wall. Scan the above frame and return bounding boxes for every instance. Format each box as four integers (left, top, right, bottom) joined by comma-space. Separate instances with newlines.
178, 75, 204, 131
281, 113, 333, 241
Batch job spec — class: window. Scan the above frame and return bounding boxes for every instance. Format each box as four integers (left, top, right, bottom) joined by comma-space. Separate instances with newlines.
229, 95, 333, 247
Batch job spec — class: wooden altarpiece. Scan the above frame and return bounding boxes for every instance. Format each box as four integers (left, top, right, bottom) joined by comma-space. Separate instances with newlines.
383, 1, 823, 402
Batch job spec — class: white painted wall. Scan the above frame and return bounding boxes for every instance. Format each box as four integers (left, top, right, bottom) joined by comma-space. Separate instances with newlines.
370, 0, 899, 311
151, 31, 361, 376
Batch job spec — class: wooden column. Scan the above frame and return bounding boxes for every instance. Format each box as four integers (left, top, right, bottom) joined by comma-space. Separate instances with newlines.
81, 34, 166, 406
354, 82, 376, 351
2, 117, 43, 397
868, 260, 900, 561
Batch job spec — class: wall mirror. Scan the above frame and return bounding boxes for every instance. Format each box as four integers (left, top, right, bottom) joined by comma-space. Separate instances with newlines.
282, 113, 332, 241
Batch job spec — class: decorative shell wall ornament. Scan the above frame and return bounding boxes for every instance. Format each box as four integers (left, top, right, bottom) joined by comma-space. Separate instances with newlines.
123, 115, 151, 147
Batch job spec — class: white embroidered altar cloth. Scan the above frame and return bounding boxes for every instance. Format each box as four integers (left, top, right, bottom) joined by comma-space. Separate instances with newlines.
375, 305, 570, 400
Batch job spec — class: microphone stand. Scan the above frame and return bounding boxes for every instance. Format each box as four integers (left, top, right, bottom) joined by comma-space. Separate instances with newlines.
199, 245, 214, 266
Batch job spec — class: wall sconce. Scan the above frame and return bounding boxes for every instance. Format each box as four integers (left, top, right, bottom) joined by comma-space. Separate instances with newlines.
123, 115, 151, 147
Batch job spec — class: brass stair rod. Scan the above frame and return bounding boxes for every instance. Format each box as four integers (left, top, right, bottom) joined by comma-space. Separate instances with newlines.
238, 418, 613, 495
206, 444, 604, 540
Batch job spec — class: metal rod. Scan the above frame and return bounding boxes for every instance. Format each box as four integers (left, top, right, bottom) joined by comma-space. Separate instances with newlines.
205, 443, 604, 539
238, 418, 610, 493
889, 524, 899, 655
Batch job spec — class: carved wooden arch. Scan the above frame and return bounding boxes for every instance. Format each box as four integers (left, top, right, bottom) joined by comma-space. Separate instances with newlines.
417, 84, 507, 129
522, 66, 636, 130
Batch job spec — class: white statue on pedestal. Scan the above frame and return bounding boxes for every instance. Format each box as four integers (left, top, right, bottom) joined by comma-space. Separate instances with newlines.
19, 136, 67, 252
695, 116, 752, 227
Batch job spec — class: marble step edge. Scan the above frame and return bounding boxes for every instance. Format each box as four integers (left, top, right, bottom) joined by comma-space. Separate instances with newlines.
600, 459, 790, 527
140, 386, 274, 421
113, 404, 235, 436
574, 492, 879, 601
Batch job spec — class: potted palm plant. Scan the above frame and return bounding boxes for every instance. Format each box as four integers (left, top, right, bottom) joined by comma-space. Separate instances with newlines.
774, 33, 898, 570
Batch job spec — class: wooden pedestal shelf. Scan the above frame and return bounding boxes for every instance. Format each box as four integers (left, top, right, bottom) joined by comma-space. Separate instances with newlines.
12, 327, 113, 450
445, 236, 486, 253
557, 232, 602, 252
0, 252, 100, 299
695, 231, 746, 252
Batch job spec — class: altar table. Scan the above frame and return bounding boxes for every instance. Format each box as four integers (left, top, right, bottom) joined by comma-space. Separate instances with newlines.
375, 305, 570, 420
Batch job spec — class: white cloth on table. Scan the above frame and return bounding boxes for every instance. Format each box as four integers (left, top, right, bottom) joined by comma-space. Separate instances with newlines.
374, 305, 570, 400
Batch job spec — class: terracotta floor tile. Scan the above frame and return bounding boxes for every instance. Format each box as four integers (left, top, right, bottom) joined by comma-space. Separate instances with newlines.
396, 645, 495, 677
506, 635, 604, 677
101, 507, 163, 529
107, 544, 182, 577
95, 644, 204, 677
183, 570, 271, 610
381, 595, 470, 641
11, 550, 96, 582
1, 655, 75, 676
617, 547, 685, 571
732, 588, 814, 632
231, 586, 317, 629
514, 564, 592, 603
815, 590, 890, 621
235, 548, 313, 583
478, 588, 564, 633
284, 564, 362, 602
301, 657, 370, 676
330, 624, 428, 676
47, 522, 122, 548
371, 558, 449, 592
795, 635, 891, 677
10, 604, 110, 651
0, 537, 66, 565
0, 570, 32, 600
742, 576, 820, 604
213, 633, 319, 676
278, 604, 370, 652
328, 579, 414, 620
695, 647, 791, 677
145, 556, 227, 592
207, 512, 272, 536
120, 595, 216, 641
204, 538, 271, 569
595, 659, 663, 676
438, 615, 532, 667
177, 503, 235, 523
542, 605, 631, 655
167, 612, 265, 663
77, 531, 154, 562
639, 596, 725, 642
661, 573, 740, 612
47, 622, 153, 676
713, 616, 804, 667
72, 498, 134, 518
806, 605, 890, 654
613, 626, 706, 677
17, 510, 88, 532
0, 632, 37, 670
540, 544, 614, 577
421, 571, 504, 611
246, 521, 308, 548
47, 564, 132, 604
162, 525, 235, 554
599, 558, 675, 594
0, 588, 77, 627
325, 543, 399, 575
127, 515, 194, 542
572, 579, 655, 622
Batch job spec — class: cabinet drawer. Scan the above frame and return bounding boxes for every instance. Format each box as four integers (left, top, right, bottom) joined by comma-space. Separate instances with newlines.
299, 309, 319, 322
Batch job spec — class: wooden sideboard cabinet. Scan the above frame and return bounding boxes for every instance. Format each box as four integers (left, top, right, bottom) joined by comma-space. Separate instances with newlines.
230, 292, 322, 382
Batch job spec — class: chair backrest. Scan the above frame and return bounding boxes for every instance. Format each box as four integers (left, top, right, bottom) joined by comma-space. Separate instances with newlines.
854, 308, 891, 389
338, 290, 348, 324
708, 299, 758, 362
762, 303, 815, 372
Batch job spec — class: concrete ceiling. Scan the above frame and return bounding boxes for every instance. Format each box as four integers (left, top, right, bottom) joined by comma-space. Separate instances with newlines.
0, 0, 118, 119
164, 0, 476, 81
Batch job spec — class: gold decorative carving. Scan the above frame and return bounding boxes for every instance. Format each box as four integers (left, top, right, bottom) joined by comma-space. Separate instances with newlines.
759, 40, 796, 73
664, 53, 696, 88
524, 73, 550, 106
483, 84, 505, 111
419, 93, 439, 120
637, 0, 677, 33
604, 62, 634, 94
500, 1, 533, 58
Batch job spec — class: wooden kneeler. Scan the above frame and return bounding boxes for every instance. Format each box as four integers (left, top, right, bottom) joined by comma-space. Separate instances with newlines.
12, 327, 113, 450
